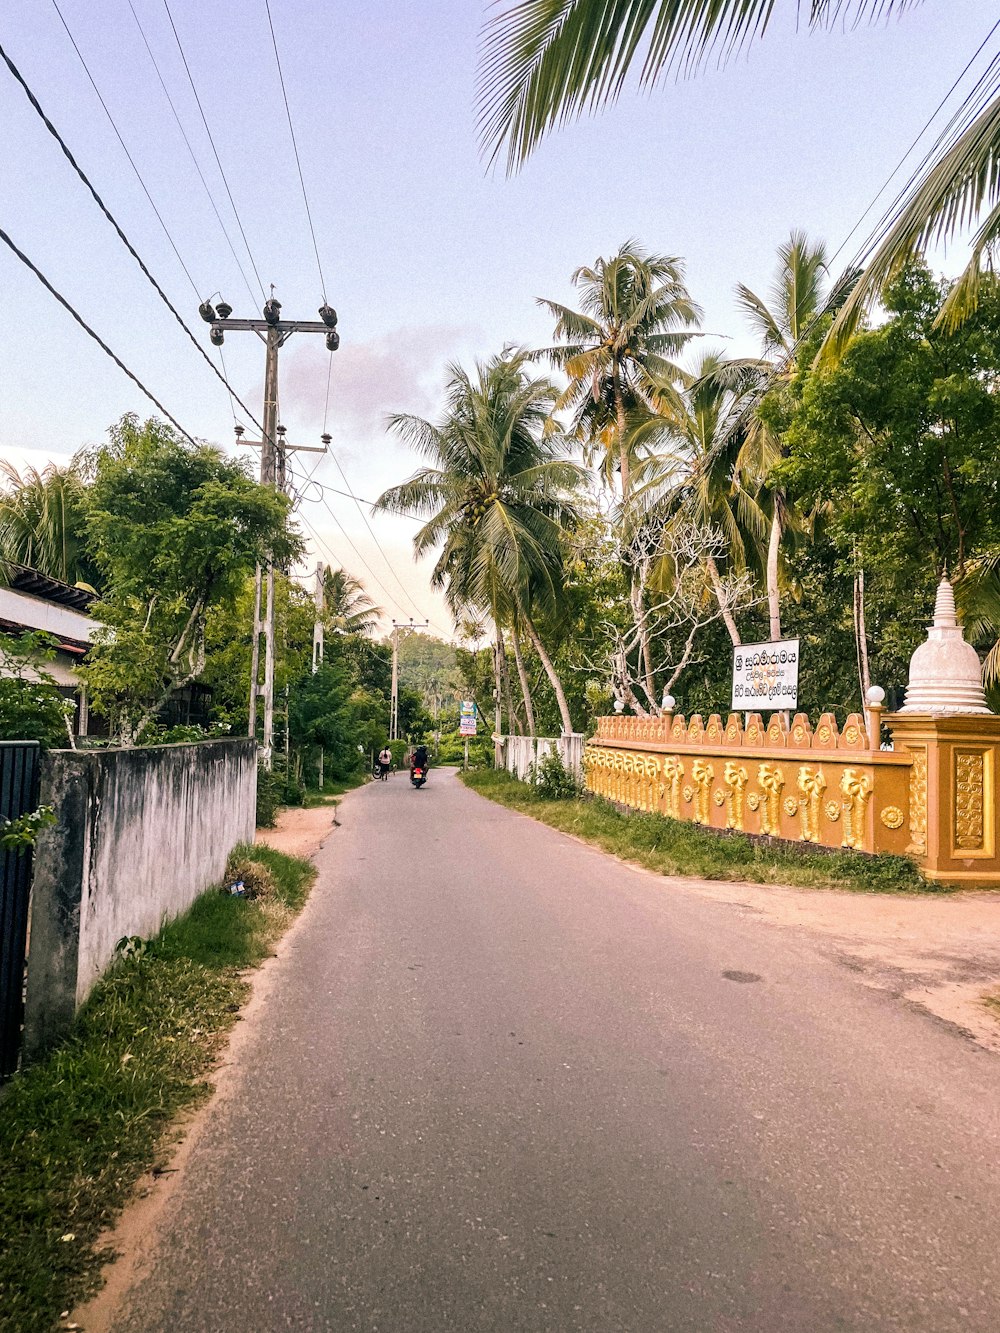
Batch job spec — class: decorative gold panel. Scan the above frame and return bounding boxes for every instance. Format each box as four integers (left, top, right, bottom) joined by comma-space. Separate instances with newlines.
757, 764, 785, 836
906, 746, 927, 857
840, 768, 872, 850
797, 766, 827, 843
954, 750, 986, 853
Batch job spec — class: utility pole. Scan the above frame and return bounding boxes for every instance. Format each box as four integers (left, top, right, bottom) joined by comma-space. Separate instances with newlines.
200, 293, 339, 768
389, 618, 428, 741
312, 560, 325, 674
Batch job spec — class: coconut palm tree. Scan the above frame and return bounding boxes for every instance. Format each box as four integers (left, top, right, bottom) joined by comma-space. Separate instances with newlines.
0, 460, 95, 587
321, 566, 382, 636
632, 349, 767, 646
374, 351, 584, 733
479, 1, 999, 342
703, 231, 843, 639
535, 241, 702, 504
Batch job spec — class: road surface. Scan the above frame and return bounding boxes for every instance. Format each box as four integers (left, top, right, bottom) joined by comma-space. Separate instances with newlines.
107, 768, 1000, 1331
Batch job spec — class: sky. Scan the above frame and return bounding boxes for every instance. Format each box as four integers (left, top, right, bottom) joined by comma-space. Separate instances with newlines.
0, 0, 993, 638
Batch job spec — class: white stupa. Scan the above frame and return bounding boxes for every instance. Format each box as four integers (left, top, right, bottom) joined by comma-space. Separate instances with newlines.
898, 577, 991, 715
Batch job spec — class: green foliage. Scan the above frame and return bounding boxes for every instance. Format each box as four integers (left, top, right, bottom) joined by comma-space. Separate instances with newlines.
0, 459, 95, 587
396, 631, 462, 714
255, 762, 283, 828
0, 844, 315, 1332
526, 748, 579, 799
0, 804, 56, 851
80, 416, 299, 744
0, 631, 73, 748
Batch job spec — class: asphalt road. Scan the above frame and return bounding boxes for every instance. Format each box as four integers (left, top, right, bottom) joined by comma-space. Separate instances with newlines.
111, 768, 1000, 1332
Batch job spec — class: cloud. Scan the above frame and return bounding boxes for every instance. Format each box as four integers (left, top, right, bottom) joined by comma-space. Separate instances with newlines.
282, 324, 476, 441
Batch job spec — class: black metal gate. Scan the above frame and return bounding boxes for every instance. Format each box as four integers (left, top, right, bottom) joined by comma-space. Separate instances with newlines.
0, 741, 40, 1081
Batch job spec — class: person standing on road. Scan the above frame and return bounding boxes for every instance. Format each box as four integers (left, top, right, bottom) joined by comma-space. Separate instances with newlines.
377, 746, 393, 781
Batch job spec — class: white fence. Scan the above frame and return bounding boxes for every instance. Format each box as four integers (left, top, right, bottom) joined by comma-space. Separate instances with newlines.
501, 733, 585, 783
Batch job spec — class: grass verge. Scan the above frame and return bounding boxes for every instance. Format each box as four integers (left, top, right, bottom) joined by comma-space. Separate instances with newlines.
301, 775, 363, 808
0, 844, 317, 1333
461, 768, 935, 894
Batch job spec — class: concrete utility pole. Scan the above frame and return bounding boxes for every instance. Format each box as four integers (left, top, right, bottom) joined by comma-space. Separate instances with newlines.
200, 293, 339, 769
312, 560, 325, 674
389, 619, 428, 741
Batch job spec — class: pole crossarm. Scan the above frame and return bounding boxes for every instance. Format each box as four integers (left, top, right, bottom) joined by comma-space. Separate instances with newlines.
211, 319, 334, 335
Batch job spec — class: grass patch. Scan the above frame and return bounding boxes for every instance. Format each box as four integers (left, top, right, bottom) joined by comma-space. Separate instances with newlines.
301, 775, 363, 808
0, 843, 316, 1333
462, 768, 936, 894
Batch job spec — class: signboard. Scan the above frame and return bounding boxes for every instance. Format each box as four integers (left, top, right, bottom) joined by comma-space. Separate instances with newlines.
460, 700, 476, 716
731, 638, 799, 711
460, 701, 478, 736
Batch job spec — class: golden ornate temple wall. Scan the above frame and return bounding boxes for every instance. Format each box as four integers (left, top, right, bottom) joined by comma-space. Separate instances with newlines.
584, 710, 1000, 884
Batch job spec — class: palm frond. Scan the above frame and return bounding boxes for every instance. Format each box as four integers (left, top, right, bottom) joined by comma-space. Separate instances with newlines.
823, 90, 1000, 359
477, 0, 924, 172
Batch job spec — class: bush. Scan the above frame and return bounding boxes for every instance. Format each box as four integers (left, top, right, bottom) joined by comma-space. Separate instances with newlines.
435, 730, 493, 766
255, 763, 282, 828
526, 748, 579, 799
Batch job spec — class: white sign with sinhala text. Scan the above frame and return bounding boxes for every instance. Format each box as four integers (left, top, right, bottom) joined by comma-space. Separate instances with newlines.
731, 638, 799, 711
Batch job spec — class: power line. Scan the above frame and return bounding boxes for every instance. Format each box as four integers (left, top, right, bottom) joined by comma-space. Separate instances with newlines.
162, 0, 267, 301
49, 0, 200, 299
314, 490, 421, 620
288, 464, 452, 638
126, 0, 259, 308
826, 18, 1000, 273
263, 0, 328, 302
0, 40, 266, 437
0, 226, 195, 444
707, 20, 1000, 452
325, 450, 428, 616
285, 463, 422, 521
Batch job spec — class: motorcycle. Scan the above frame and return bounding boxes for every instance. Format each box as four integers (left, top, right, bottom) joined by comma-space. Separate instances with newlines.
410, 765, 427, 789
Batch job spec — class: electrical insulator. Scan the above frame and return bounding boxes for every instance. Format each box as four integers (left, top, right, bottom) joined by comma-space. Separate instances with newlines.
326, 330, 340, 352
198, 300, 217, 323
263, 297, 282, 325
210, 326, 224, 346
319, 304, 338, 328
216, 300, 233, 319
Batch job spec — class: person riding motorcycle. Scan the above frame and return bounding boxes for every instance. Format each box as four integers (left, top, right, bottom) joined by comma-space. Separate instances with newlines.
410, 744, 429, 777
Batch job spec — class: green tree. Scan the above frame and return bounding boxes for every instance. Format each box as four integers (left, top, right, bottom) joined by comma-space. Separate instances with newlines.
376, 352, 584, 733
80, 415, 298, 744
633, 348, 766, 645
711, 231, 844, 639
0, 631, 74, 747
478, 1, 998, 345
0, 460, 95, 588
321, 566, 383, 636
536, 241, 701, 504
782, 263, 1000, 702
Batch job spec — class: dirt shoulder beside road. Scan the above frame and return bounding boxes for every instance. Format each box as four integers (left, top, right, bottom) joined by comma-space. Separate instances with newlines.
255, 802, 342, 860
676, 874, 1000, 1051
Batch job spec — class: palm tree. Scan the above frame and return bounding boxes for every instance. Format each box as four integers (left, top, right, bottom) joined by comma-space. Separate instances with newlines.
0, 460, 94, 587
707, 231, 840, 638
536, 241, 702, 504
632, 349, 767, 646
479, 2, 998, 342
374, 351, 584, 733
321, 566, 382, 636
